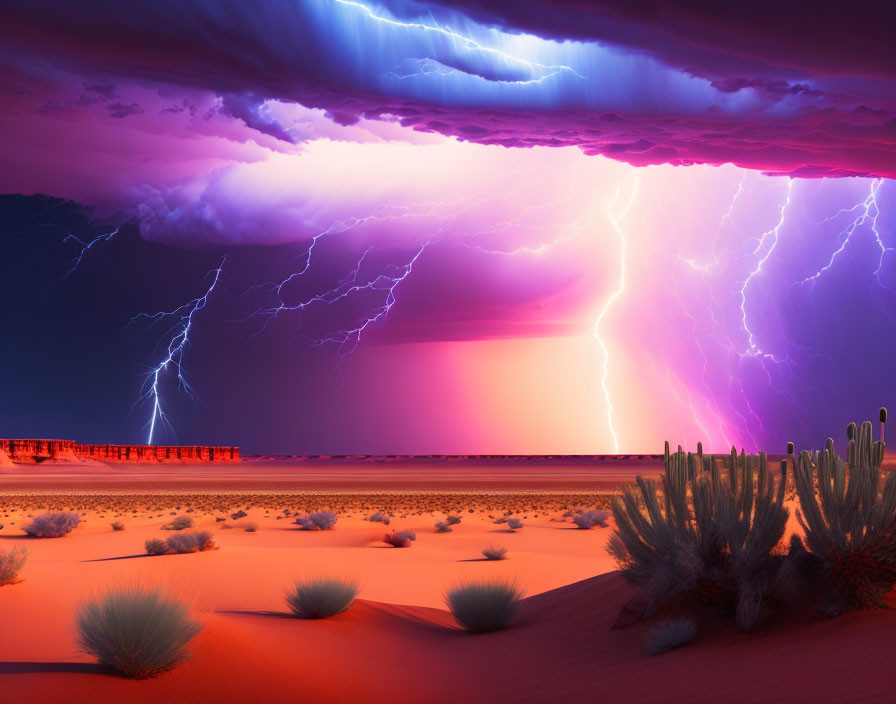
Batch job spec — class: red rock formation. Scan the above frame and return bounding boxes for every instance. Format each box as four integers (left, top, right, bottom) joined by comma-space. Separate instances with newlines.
1, 439, 239, 464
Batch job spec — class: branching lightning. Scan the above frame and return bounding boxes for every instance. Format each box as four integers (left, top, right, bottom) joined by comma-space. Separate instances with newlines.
333, 0, 588, 84
594, 174, 639, 453
61, 226, 120, 277
794, 178, 892, 291
133, 259, 225, 444
738, 178, 793, 359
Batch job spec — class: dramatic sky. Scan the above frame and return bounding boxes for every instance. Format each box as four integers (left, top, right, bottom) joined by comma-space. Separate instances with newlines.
1, 0, 894, 454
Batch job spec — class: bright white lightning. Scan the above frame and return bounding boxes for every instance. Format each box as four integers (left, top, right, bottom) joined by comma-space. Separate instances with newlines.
738, 178, 793, 359
332, 0, 587, 83
795, 178, 890, 289
594, 174, 639, 453
135, 259, 225, 444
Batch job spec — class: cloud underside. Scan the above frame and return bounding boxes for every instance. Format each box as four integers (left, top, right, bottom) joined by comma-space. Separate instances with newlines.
1, 0, 894, 178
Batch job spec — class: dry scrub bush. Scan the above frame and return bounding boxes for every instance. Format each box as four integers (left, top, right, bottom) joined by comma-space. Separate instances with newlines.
241, 521, 260, 532
166, 531, 216, 554
445, 578, 525, 633
22, 512, 80, 537
793, 421, 896, 614
384, 530, 416, 547
572, 509, 611, 529
506, 518, 523, 531
285, 577, 360, 619
0, 547, 28, 585
111, 521, 125, 531
162, 515, 194, 531
609, 447, 794, 632
295, 511, 338, 530
482, 546, 507, 561
367, 511, 391, 525
435, 521, 452, 533
645, 617, 697, 655
76, 585, 202, 678
145, 538, 169, 556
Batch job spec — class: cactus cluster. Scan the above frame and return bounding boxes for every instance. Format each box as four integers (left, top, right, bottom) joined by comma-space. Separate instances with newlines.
793, 420, 895, 613
612, 411, 892, 629
609, 444, 793, 631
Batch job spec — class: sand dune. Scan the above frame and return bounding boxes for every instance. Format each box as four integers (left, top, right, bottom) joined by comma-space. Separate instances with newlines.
1, 503, 895, 702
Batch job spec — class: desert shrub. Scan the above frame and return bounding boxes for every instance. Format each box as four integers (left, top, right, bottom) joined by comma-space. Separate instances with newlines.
446, 516, 462, 526
0, 547, 29, 586
285, 577, 360, 619
482, 546, 507, 561
241, 521, 260, 532
435, 521, 452, 533
506, 518, 523, 531
111, 521, 126, 531
645, 617, 697, 655
445, 578, 525, 633
145, 538, 169, 556
166, 531, 216, 554
793, 421, 896, 614
384, 530, 416, 547
295, 511, 338, 531
75, 585, 202, 679
608, 447, 792, 632
572, 509, 611, 529
368, 511, 391, 525
22, 512, 80, 538
162, 515, 194, 531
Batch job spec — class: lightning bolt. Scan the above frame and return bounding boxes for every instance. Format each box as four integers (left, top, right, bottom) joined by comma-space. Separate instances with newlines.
794, 178, 892, 290
133, 259, 225, 444
333, 0, 588, 83
594, 174, 639, 453
61, 226, 121, 277
738, 178, 793, 359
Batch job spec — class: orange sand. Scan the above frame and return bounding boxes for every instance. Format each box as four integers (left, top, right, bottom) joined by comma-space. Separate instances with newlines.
2, 458, 896, 702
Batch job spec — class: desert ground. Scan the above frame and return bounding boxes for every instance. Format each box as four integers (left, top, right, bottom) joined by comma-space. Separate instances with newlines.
2, 457, 896, 703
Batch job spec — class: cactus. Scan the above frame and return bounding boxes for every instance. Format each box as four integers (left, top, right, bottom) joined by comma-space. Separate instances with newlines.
786, 442, 794, 455
847, 421, 857, 441
609, 443, 791, 632
881, 406, 888, 444
793, 419, 896, 614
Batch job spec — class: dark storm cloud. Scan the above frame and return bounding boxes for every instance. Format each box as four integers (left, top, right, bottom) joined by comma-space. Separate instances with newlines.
0, 0, 894, 177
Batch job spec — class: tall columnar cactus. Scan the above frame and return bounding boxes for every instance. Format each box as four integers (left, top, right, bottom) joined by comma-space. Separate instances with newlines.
793, 420, 896, 614
609, 444, 791, 631
881, 407, 888, 444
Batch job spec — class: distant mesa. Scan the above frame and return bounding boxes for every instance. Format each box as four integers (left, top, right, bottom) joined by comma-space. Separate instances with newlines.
0, 439, 239, 465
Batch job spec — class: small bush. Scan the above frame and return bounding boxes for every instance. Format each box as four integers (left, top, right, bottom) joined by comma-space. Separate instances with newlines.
111, 522, 125, 531
166, 531, 216, 554
445, 578, 525, 633
241, 521, 260, 533
285, 577, 360, 619
145, 538, 169, 556
76, 585, 202, 678
162, 515, 194, 531
572, 509, 611, 529
22, 512, 80, 538
445, 516, 462, 526
645, 617, 697, 655
435, 521, 452, 533
295, 511, 338, 531
506, 518, 523, 531
0, 547, 29, 586
482, 546, 507, 561
384, 530, 416, 548
368, 511, 391, 525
